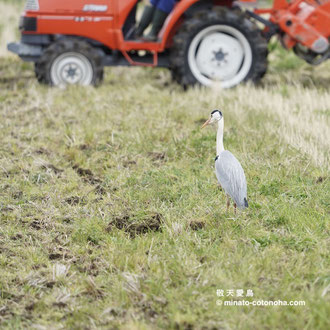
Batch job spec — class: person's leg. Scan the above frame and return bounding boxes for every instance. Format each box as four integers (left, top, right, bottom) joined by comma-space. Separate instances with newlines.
144, 0, 175, 41
135, 1, 158, 37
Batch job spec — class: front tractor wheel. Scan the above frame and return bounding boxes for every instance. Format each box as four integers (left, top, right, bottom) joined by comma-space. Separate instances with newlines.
170, 7, 268, 88
35, 39, 103, 87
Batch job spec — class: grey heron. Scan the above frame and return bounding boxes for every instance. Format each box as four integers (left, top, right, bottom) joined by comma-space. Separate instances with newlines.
202, 110, 248, 213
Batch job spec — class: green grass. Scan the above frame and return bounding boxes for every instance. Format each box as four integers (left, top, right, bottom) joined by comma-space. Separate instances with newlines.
0, 0, 330, 325
0, 55, 329, 329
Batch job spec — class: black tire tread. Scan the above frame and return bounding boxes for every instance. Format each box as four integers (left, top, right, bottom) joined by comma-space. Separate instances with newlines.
169, 6, 268, 87
35, 38, 104, 86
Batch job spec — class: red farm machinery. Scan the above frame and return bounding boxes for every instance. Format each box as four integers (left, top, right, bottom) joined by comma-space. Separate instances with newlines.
8, 0, 330, 88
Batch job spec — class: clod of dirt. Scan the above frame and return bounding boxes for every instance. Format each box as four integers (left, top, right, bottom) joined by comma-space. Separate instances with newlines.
73, 165, 102, 184
62, 217, 72, 224
78, 144, 90, 150
175, 321, 194, 330
0, 306, 10, 316
41, 163, 63, 175
94, 184, 107, 195
107, 215, 130, 230
140, 301, 158, 319
34, 147, 50, 155
123, 159, 137, 168
30, 220, 43, 230
106, 213, 163, 238
73, 165, 92, 176
189, 221, 205, 231
49, 253, 62, 260
102, 307, 127, 318
79, 260, 100, 277
316, 176, 326, 183
53, 301, 67, 308
147, 152, 166, 162
12, 191, 23, 199
11, 233, 23, 240
65, 196, 81, 205
25, 302, 36, 311
45, 281, 56, 288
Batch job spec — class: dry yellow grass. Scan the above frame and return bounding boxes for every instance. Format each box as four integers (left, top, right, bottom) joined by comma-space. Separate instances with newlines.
223, 85, 330, 169
0, 1, 23, 57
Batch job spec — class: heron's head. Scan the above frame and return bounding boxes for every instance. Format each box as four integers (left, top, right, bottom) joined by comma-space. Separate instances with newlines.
201, 110, 223, 128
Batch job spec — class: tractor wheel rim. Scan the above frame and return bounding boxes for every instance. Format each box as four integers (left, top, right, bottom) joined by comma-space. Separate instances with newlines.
188, 25, 253, 88
50, 52, 93, 87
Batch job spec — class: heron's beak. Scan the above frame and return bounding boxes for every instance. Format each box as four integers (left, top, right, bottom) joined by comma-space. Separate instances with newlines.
201, 118, 211, 129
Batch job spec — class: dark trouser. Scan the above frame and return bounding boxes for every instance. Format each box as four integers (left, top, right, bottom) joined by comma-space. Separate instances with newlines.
150, 0, 176, 14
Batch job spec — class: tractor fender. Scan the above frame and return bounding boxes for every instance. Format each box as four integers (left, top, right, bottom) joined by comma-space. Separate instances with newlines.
159, 0, 231, 49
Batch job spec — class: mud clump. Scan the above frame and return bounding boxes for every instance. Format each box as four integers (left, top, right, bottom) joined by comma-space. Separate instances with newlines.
73, 165, 102, 184
316, 176, 326, 183
34, 147, 50, 155
123, 159, 137, 168
65, 196, 83, 205
78, 144, 90, 150
106, 213, 163, 238
94, 184, 107, 195
147, 152, 166, 162
41, 163, 63, 175
30, 220, 43, 230
189, 221, 205, 231
48, 253, 63, 260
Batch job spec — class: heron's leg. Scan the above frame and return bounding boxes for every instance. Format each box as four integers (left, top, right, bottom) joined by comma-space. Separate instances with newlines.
226, 196, 230, 212
234, 203, 237, 215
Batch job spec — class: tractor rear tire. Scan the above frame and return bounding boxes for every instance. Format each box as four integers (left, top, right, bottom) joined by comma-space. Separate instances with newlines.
35, 39, 104, 87
170, 7, 268, 88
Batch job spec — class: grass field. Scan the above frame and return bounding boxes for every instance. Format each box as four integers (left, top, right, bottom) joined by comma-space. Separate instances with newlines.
1, 1, 330, 329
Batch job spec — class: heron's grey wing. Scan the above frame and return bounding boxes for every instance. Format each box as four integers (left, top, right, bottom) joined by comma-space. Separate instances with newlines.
215, 151, 248, 208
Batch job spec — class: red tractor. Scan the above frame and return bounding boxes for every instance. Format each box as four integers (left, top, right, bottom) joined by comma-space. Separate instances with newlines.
8, 0, 330, 88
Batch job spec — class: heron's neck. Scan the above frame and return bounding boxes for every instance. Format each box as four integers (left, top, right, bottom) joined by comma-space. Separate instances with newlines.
216, 119, 224, 155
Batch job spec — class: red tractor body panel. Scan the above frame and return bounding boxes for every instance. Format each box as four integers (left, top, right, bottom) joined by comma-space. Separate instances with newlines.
25, 0, 116, 51
23, 0, 330, 55
23, 0, 209, 53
